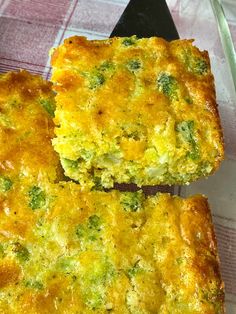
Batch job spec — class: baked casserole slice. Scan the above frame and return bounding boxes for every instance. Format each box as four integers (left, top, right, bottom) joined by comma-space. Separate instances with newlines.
0, 181, 224, 313
51, 36, 224, 189
0, 70, 62, 187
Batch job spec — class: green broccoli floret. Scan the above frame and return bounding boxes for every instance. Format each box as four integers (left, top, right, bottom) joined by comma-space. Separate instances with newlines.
76, 215, 103, 243
184, 96, 193, 105
88, 61, 114, 90
183, 51, 208, 76
57, 257, 77, 274
0, 244, 4, 258
127, 60, 141, 72
86, 293, 103, 310
39, 98, 55, 117
92, 177, 103, 191
176, 120, 200, 160
194, 58, 208, 75
176, 120, 195, 143
0, 175, 13, 192
28, 186, 46, 210
75, 224, 86, 238
98, 61, 114, 72
120, 191, 143, 212
187, 147, 199, 160
157, 73, 178, 100
25, 280, 43, 290
13, 242, 30, 262
176, 257, 184, 265
122, 36, 138, 47
127, 261, 143, 278
89, 73, 105, 89
62, 158, 80, 170
80, 149, 93, 162
88, 215, 102, 231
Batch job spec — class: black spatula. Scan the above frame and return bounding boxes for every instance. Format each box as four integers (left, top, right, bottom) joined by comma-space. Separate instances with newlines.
110, 0, 179, 40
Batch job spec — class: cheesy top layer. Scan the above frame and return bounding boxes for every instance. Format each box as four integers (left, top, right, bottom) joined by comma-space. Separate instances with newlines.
0, 181, 224, 313
51, 36, 224, 189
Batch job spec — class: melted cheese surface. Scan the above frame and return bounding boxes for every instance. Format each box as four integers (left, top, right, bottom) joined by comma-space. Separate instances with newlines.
0, 182, 224, 313
51, 36, 224, 189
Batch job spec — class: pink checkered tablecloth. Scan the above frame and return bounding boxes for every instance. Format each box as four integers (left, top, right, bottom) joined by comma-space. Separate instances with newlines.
0, 0, 236, 312
0, 0, 125, 77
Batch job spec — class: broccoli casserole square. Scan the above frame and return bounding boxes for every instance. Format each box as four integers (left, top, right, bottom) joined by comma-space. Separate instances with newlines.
0, 181, 224, 313
51, 36, 224, 189
0, 71, 62, 185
